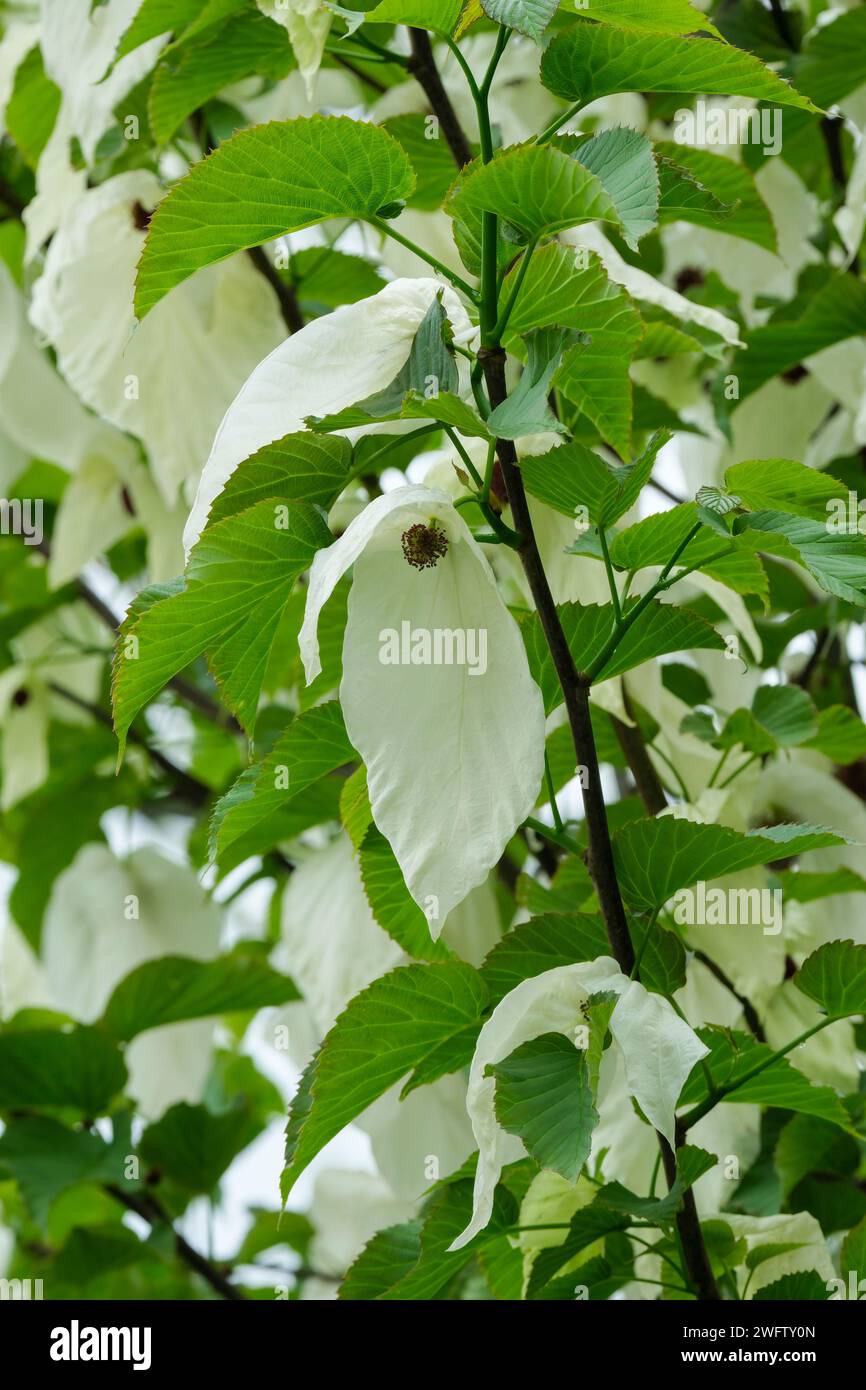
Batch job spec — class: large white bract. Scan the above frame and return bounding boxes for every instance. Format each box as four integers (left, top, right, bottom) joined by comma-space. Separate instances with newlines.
450, 958, 709, 1249
300, 484, 546, 930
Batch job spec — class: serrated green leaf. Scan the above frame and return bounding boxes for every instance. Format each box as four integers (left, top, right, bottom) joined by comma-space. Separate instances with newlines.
101, 953, 300, 1042
281, 964, 489, 1198
725, 459, 846, 522
447, 144, 621, 245
359, 825, 454, 963
522, 599, 724, 712
209, 702, 354, 859
481, 0, 559, 43
614, 818, 847, 913
112, 500, 331, 751
560, 127, 659, 251
655, 141, 776, 252
794, 940, 866, 1020
140, 1100, 254, 1193
480, 914, 609, 1005
489, 1033, 598, 1182
679, 1027, 851, 1130
541, 22, 816, 110
135, 116, 415, 316
0, 1026, 127, 1115
734, 510, 866, 605
503, 243, 643, 455
204, 432, 351, 531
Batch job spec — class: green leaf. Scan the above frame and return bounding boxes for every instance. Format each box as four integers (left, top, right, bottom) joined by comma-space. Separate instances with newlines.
0, 1114, 131, 1228
794, 940, 866, 1020
292, 246, 386, 308
336, 293, 459, 421
794, 6, 866, 108
679, 1027, 851, 1130
112, 499, 331, 752
135, 115, 415, 316
734, 511, 866, 606
602, 1145, 715, 1221
525, 1190, 632, 1298
744, 1241, 807, 1272
522, 599, 724, 713
503, 244, 644, 455
377, 1175, 521, 1301
384, 114, 474, 212
209, 702, 354, 860
774, 867, 866, 906
140, 1100, 254, 1193
715, 685, 818, 755
559, 0, 719, 34
725, 459, 846, 521
487, 327, 577, 439
281, 964, 489, 1198
481, 0, 559, 43
541, 23, 817, 110
480, 913, 609, 1005
518, 429, 670, 527
364, 0, 466, 31
655, 142, 776, 252
339, 1220, 425, 1299
101, 953, 300, 1043
753, 1271, 830, 1300
613, 818, 847, 913
489, 1034, 598, 1182
359, 825, 454, 963
149, 9, 293, 143
561, 127, 659, 251
804, 706, 866, 765
112, 0, 206, 63
53, 1224, 152, 1287
447, 144, 621, 245
5, 44, 61, 170
204, 432, 351, 531
0, 1026, 127, 1115
725, 278, 866, 406
841, 1216, 866, 1287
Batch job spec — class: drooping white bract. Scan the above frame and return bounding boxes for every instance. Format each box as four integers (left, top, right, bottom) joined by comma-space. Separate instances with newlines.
29, 171, 286, 504
183, 277, 476, 556
257, 0, 332, 99
449, 958, 710, 1250
300, 485, 546, 931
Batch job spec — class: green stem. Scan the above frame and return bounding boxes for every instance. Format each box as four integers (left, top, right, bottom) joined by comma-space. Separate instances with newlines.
535, 99, 584, 145
525, 814, 583, 858
443, 424, 484, 488
681, 1018, 838, 1132
599, 526, 622, 623
368, 217, 479, 301
544, 752, 564, 832
491, 236, 539, 342
706, 746, 731, 790
583, 523, 704, 684
717, 751, 759, 789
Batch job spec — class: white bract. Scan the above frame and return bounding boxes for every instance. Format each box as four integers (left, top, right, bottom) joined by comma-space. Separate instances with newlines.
29, 171, 286, 504
300, 484, 546, 929
450, 958, 709, 1250
257, 0, 332, 99
183, 276, 476, 555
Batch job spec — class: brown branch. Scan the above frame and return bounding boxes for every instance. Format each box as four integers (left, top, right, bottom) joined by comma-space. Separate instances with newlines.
407, 29, 474, 168
246, 244, 305, 336
480, 348, 635, 973
106, 1185, 243, 1301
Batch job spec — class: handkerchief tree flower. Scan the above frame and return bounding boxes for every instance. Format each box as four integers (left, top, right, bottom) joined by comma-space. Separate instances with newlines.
1, 0, 866, 1312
